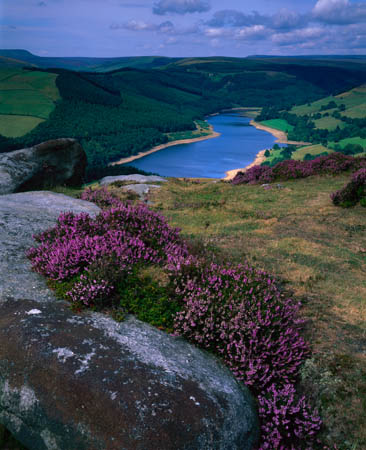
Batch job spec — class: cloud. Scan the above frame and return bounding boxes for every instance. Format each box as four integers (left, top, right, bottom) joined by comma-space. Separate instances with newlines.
153, 0, 210, 16
110, 19, 199, 36
207, 10, 267, 28
207, 8, 308, 31
111, 20, 157, 31
236, 25, 267, 40
312, 0, 366, 25
272, 9, 307, 30
272, 27, 326, 46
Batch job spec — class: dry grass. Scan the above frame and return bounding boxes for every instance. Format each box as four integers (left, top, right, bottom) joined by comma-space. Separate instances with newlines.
151, 174, 366, 449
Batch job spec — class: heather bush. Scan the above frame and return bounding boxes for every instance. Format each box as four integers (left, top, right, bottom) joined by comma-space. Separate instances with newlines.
27, 187, 323, 449
170, 259, 309, 391
232, 153, 366, 185
331, 168, 366, 207
258, 384, 322, 449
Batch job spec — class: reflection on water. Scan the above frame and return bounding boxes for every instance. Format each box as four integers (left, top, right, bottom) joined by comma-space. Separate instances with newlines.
130, 112, 285, 178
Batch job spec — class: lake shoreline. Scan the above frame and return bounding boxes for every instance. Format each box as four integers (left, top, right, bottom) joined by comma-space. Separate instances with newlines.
223, 120, 311, 180
111, 125, 220, 166
224, 149, 267, 180
250, 120, 311, 145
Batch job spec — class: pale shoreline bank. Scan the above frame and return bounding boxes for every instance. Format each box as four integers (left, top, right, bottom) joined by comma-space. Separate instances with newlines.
111, 125, 220, 166
223, 120, 311, 181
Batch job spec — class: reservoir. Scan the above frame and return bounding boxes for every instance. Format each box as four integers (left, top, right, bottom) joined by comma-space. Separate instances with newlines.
130, 112, 285, 178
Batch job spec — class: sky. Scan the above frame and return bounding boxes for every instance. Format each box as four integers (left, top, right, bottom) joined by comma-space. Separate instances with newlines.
1, 0, 366, 57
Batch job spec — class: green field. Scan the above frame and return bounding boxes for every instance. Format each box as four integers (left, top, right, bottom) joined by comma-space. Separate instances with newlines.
0, 114, 45, 137
313, 116, 345, 131
292, 144, 332, 160
260, 118, 294, 133
329, 137, 366, 150
0, 69, 60, 137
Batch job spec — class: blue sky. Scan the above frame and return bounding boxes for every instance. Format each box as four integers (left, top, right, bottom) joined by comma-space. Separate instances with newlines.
1, 0, 366, 57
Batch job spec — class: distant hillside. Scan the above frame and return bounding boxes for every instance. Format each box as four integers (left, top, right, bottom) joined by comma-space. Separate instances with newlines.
257, 83, 366, 165
0, 50, 181, 71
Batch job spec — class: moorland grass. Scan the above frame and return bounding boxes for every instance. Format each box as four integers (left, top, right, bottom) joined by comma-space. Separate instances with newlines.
151, 174, 366, 449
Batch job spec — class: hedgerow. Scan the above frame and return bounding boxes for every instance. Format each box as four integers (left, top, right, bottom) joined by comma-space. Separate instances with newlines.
27, 187, 323, 449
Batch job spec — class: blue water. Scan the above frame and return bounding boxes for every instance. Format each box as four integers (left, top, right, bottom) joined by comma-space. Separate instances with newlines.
130, 112, 285, 178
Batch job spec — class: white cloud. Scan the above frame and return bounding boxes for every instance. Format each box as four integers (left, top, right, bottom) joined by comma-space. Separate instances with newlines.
313, 0, 366, 24
272, 27, 326, 46
153, 0, 210, 16
235, 25, 267, 40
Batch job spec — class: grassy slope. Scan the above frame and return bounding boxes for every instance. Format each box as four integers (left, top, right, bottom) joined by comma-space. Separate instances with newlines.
292, 84, 366, 120
329, 137, 366, 149
0, 69, 60, 137
151, 175, 366, 449
292, 144, 332, 160
260, 118, 294, 132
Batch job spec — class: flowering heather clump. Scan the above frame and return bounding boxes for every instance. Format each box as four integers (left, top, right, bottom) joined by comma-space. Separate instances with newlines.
170, 259, 309, 390
258, 384, 322, 449
231, 165, 273, 185
80, 186, 122, 209
331, 168, 366, 207
66, 272, 114, 306
232, 152, 366, 185
27, 195, 188, 305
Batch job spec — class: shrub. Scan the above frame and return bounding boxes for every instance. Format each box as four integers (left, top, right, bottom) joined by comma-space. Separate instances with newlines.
232, 153, 366, 185
258, 384, 322, 449
331, 168, 366, 207
170, 259, 309, 391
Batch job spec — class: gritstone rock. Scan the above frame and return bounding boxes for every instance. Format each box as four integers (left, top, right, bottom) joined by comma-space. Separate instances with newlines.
0, 139, 87, 194
99, 174, 167, 186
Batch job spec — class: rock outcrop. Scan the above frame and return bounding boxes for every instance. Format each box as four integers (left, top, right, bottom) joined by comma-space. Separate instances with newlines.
99, 174, 167, 186
0, 139, 87, 194
0, 191, 259, 450
0, 191, 100, 302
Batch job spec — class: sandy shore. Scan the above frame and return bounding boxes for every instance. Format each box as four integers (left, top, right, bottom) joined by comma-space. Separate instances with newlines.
224, 150, 267, 181
111, 125, 220, 166
223, 121, 311, 181
250, 121, 310, 145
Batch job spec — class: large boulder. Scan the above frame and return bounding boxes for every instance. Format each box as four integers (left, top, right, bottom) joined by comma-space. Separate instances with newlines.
0, 139, 87, 194
0, 300, 259, 450
0, 191, 259, 449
